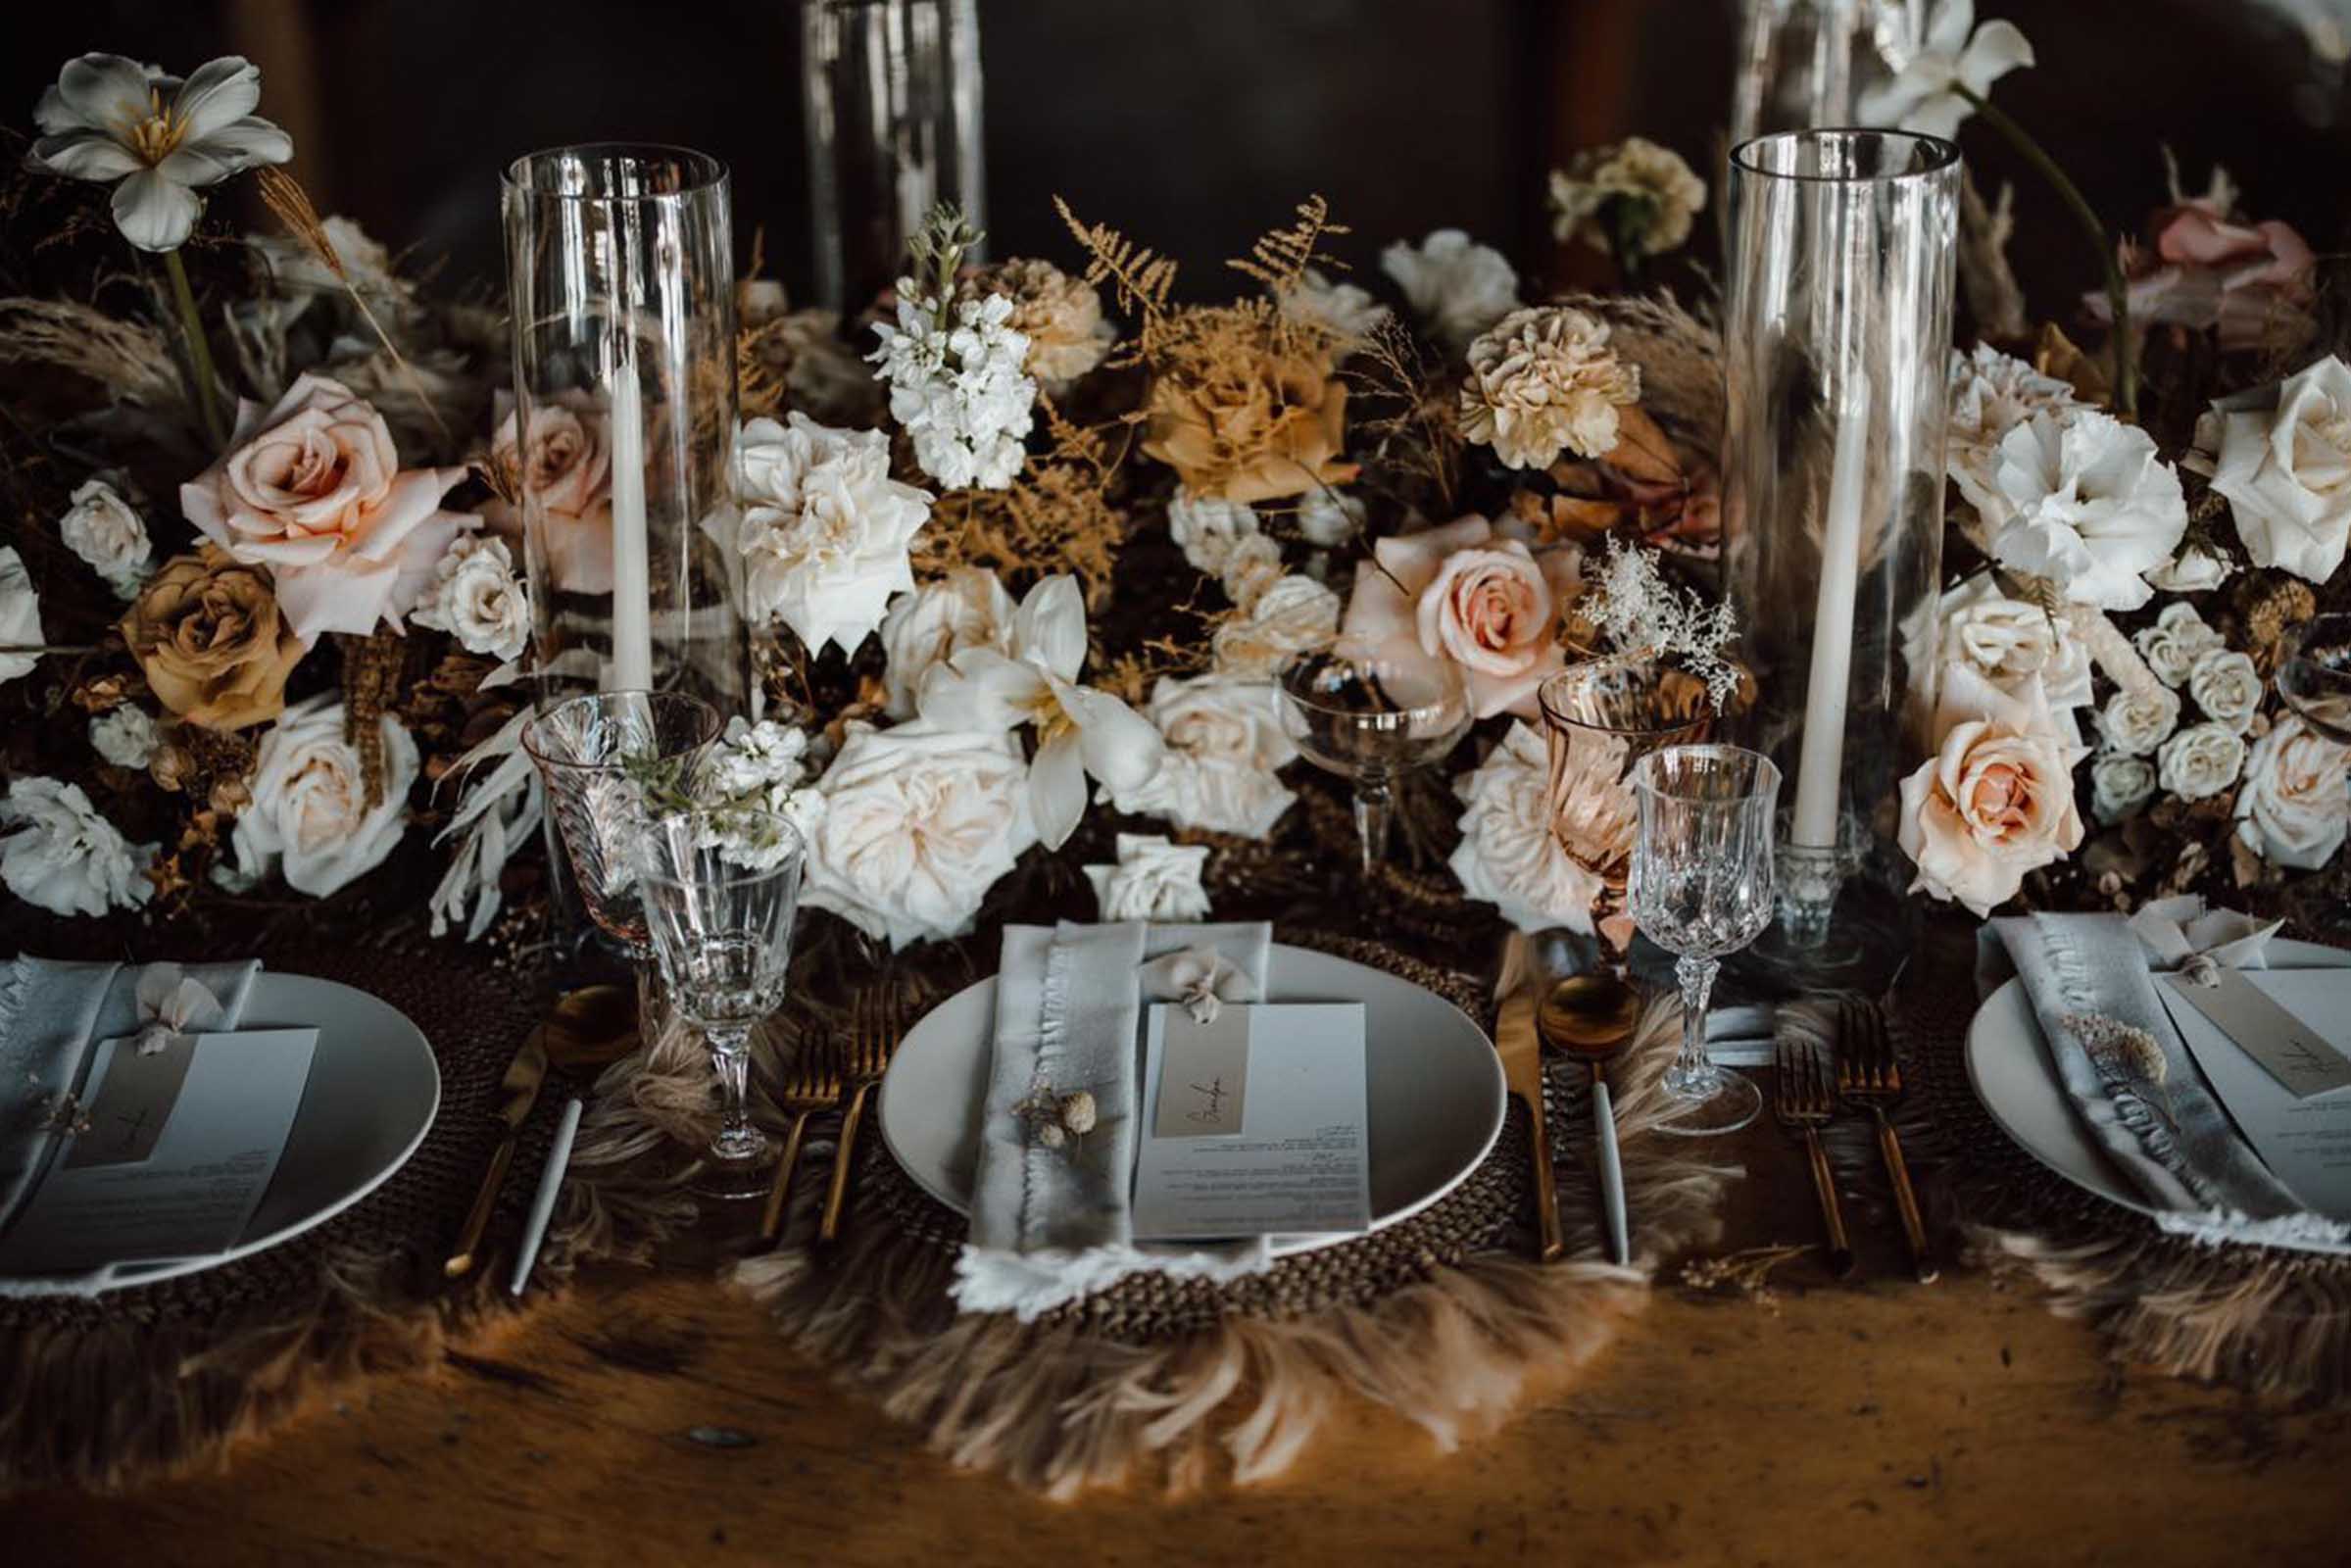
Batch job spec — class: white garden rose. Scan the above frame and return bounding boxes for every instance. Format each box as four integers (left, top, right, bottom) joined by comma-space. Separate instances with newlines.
1210, 572, 1342, 679
58, 478, 150, 597
1107, 673, 1298, 839
1166, 489, 1259, 577
1084, 833, 1211, 922
800, 721, 1036, 950
877, 566, 1016, 719
729, 413, 934, 656
2207, 354, 2351, 583
1379, 229, 1519, 349
2142, 545, 2232, 595
2132, 601, 2227, 689
2089, 751, 2158, 824
1448, 721, 1609, 935
1984, 410, 2186, 611
2185, 648, 2262, 734
232, 694, 419, 897
0, 775, 155, 916
408, 533, 528, 662
2156, 720, 2246, 803
1295, 487, 1365, 548
2236, 715, 2351, 869
1932, 574, 2093, 711
1945, 345, 2082, 521
0, 547, 44, 684
88, 705, 159, 769
2095, 685, 2180, 758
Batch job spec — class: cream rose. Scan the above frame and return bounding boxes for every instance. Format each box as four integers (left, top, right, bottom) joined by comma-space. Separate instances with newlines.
2095, 685, 2180, 759
409, 533, 528, 662
1211, 572, 1341, 679
486, 388, 615, 595
2208, 354, 2351, 583
878, 566, 1015, 719
1449, 721, 1610, 935
800, 721, 1036, 950
0, 776, 155, 916
1341, 515, 1577, 718
1167, 489, 1260, 577
2132, 601, 2225, 688
2157, 720, 2246, 803
1932, 574, 2094, 711
182, 372, 469, 642
1084, 833, 1210, 922
2090, 751, 2158, 824
232, 694, 420, 897
59, 478, 150, 597
2185, 648, 2261, 734
1897, 680, 2085, 918
0, 546, 43, 684
2235, 715, 2351, 869
1107, 673, 1298, 838
88, 705, 160, 769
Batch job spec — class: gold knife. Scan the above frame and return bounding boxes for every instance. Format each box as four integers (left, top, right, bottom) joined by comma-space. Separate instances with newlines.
445, 1024, 551, 1278
1494, 975, 1566, 1263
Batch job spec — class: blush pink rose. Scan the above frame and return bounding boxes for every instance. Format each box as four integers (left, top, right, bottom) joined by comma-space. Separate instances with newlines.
482, 390, 616, 597
181, 372, 468, 644
1342, 515, 1579, 718
1896, 671, 2084, 918
2091, 203, 2316, 354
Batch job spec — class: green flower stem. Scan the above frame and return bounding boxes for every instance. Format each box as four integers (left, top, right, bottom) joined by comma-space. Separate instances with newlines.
163, 247, 228, 451
1956, 85, 2136, 420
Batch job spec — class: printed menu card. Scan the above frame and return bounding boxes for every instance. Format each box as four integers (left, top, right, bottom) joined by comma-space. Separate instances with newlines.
2159, 969, 2351, 1219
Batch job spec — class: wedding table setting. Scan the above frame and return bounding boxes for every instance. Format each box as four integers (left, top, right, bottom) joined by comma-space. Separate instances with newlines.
4, 2, 2351, 1560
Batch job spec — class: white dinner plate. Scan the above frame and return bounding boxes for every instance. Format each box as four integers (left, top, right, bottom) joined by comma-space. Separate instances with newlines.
1, 972, 442, 1295
1964, 937, 2351, 1251
878, 943, 1507, 1256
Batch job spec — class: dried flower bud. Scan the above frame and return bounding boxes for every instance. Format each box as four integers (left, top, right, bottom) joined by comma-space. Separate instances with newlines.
1035, 1122, 1067, 1151
73, 673, 130, 714
208, 775, 253, 814
150, 743, 196, 792
1058, 1089, 1098, 1135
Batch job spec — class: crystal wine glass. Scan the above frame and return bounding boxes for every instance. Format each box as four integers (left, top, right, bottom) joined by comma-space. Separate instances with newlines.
2278, 612, 2351, 747
1278, 644, 1472, 877
1628, 744, 1782, 1136
631, 807, 806, 1199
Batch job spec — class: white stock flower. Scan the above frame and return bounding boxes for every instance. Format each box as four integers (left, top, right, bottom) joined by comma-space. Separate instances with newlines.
409, 533, 528, 662
1084, 833, 1210, 922
1459, 306, 1641, 470
0, 547, 44, 684
2096, 685, 2180, 758
1211, 572, 1342, 679
1448, 721, 1608, 935
2186, 648, 2262, 734
2132, 601, 2226, 689
868, 286, 1037, 491
2156, 720, 2246, 803
1279, 268, 1392, 349
2089, 751, 2158, 825
2207, 354, 2351, 583
915, 574, 1165, 851
1931, 574, 2093, 711
1856, 0, 2034, 142
1107, 673, 1298, 839
1946, 345, 2082, 521
2142, 546, 2234, 594
27, 54, 292, 251
59, 479, 150, 597
232, 694, 418, 897
89, 705, 160, 769
1984, 410, 2187, 612
1167, 489, 1260, 577
801, 721, 1036, 949
0, 776, 155, 916
2236, 715, 2351, 869
730, 413, 933, 657
1295, 487, 1365, 548
1380, 229, 1519, 350
878, 566, 1016, 719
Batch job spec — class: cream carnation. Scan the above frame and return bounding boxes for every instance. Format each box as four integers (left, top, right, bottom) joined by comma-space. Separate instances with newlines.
1459, 306, 1641, 471
232, 694, 418, 897
0, 776, 155, 916
730, 413, 933, 656
2235, 715, 2351, 869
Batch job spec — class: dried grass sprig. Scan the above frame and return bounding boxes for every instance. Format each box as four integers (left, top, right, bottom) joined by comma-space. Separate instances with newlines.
0, 297, 184, 408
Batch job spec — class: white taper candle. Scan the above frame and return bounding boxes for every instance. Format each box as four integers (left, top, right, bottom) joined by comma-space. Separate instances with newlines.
606, 356, 655, 692
1788, 378, 1871, 850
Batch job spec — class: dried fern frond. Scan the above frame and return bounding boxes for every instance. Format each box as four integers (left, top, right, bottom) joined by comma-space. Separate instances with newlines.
1228, 192, 1349, 296
1053, 196, 1177, 324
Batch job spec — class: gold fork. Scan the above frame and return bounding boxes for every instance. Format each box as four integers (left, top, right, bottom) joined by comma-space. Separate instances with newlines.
1838, 998, 1938, 1284
758, 1030, 843, 1247
1775, 1036, 1856, 1278
818, 985, 899, 1244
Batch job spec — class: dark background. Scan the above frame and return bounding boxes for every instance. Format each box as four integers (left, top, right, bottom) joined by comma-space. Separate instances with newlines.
7, 1, 2350, 320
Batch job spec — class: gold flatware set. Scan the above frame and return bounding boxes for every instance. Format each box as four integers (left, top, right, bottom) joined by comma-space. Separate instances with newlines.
1775, 998, 1933, 1282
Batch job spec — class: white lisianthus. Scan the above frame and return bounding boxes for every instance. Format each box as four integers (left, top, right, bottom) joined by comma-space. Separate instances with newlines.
26, 54, 292, 251
409, 533, 528, 662
1295, 487, 1366, 548
729, 413, 933, 657
2156, 721, 2246, 804
1210, 572, 1342, 679
1856, 0, 2034, 142
89, 706, 160, 769
1448, 721, 1610, 935
0, 776, 156, 916
232, 694, 418, 897
2089, 752, 2158, 825
1945, 345, 2082, 523
0, 547, 45, 684
1084, 833, 1211, 922
2096, 685, 2180, 759
878, 566, 1016, 719
1984, 411, 2186, 612
2206, 354, 2351, 583
2186, 648, 2262, 735
2236, 715, 2351, 869
801, 721, 1036, 950
1107, 673, 1298, 839
1278, 268, 1391, 350
2142, 546, 2233, 595
2132, 601, 2227, 689
1167, 489, 1260, 577
1380, 229, 1519, 350
868, 285, 1037, 491
59, 479, 151, 597
915, 574, 1165, 850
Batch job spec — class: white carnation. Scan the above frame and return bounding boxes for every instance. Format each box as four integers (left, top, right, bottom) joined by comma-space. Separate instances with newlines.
1984, 410, 2187, 611
868, 285, 1037, 491
1945, 345, 2082, 522
729, 413, 933, 656
0, 775, 155, 916
89, 706, 160, 769
58, 478, 151, 598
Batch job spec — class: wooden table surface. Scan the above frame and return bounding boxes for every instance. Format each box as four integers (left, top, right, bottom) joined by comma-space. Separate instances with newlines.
9, 1111, 2350, 1567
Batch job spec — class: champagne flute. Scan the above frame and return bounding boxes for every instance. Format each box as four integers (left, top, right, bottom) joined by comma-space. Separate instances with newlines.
1278, 644, 1472, 878
1628, 744, 1781, 1136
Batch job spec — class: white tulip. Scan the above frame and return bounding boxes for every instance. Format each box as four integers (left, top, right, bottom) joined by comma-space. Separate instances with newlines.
1856, 0, 2034, 142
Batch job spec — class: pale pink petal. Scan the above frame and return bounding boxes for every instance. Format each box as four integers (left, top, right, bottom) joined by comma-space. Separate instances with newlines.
272, 556, 399, 644
350, 467, 465, 562
1341, 558, 1419, 645
1467, 642, 1565, 720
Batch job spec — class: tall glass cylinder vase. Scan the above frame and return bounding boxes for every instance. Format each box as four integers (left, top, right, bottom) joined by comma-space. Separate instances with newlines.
802, 0, 986, 313
1721, 130, 1957, 981
1729, 0, 1916, 147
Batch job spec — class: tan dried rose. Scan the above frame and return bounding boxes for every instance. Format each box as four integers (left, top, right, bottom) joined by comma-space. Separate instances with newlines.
120, 546, 308, 732
1141, 343, 1357, 505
